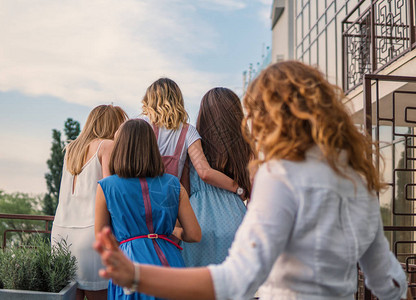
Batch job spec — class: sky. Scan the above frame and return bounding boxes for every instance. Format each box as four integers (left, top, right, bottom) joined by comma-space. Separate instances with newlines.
0, 0, 272, 195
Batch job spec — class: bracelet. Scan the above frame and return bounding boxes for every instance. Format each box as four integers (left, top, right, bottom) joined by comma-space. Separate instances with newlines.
123, 262, 141, 295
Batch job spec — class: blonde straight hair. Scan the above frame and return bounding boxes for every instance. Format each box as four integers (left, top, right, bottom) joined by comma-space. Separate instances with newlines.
142, 78, 188, 130
66, 105, 128, 175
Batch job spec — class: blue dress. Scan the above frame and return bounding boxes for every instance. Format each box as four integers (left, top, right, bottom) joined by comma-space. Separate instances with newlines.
182, 164, 246, 267
99, 174, 184, 300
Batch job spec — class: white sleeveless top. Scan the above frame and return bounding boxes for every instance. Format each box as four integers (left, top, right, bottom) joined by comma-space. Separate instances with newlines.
54, 141, 104, 227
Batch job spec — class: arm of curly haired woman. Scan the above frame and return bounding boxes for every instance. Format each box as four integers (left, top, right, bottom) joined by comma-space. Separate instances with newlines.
94, 227, 214, 300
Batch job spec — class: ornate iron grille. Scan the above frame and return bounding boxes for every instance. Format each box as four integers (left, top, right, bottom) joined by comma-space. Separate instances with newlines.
362, 74, 416, 299
342, 0, 416, 92
344, 8, 372, 90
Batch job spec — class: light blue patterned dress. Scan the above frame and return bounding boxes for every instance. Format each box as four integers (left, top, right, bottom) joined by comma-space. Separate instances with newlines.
182, 164, 246, 267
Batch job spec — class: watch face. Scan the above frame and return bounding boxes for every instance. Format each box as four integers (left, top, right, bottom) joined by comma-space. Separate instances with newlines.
237, 187, 244, 196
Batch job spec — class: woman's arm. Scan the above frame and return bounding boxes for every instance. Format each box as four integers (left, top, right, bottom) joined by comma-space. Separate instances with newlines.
176, 184, 201, 243
95, 227, 214, 300
188, 140, 239, 194
180, 156, 191, 196
95, 184, 111, 238
359, 216, 409, 300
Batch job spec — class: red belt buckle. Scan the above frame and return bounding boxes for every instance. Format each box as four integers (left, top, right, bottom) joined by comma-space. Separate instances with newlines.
148, 233, 158, 239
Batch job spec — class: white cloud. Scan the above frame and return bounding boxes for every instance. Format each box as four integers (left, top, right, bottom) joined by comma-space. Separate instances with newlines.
257, 0, 273, 27
0, 0, 227, 110
257, 0, 273, 5
196, 0, 247, 11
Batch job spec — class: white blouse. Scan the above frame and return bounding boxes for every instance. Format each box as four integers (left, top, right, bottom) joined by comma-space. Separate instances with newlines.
208, 147, 407, 300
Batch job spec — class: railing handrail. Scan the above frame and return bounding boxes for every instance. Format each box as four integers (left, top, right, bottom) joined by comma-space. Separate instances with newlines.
342, 0, 368, 25
0, 213, 55, 249
0, 213, 54, 221
364, 74, 416, 82
342, 1, 373, 34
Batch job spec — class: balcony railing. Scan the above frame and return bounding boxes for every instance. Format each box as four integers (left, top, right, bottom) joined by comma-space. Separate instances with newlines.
0, 213, 54, 249
242, 46, 272, 94
342, 0, 416, 92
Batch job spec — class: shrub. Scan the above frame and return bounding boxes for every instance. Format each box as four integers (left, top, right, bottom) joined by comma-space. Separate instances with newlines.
0, 236, 77, 292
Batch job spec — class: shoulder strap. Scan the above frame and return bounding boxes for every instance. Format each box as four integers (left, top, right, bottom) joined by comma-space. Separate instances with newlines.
173, 124, 189, 158
139, 178, 170, 266
96, 140, 105, 154
152, 124, 159, 140
139, 178, 154, 233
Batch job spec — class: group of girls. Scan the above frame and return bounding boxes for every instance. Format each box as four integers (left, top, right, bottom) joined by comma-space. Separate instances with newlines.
94, 61, 412, 300
51, 78, 252, 299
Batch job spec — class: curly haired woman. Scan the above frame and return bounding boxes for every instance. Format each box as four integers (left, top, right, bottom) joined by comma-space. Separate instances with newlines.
95, 61, 410, 300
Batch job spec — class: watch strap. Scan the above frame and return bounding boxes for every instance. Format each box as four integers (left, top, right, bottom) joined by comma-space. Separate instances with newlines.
123, 263, 140, 295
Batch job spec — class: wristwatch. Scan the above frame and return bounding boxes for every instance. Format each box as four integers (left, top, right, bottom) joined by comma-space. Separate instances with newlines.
235, 186, 244, 196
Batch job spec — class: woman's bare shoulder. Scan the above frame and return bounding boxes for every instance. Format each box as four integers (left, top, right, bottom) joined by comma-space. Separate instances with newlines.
97, 139, 115, 157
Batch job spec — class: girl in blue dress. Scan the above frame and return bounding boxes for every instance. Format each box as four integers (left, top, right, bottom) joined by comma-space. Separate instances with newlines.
95, 119, 201, 299
182, 87, 253, 267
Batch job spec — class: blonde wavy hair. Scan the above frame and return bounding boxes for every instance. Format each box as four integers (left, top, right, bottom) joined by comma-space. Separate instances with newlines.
66, 104, 128, 175
243, 61, 383, 193
142, 78, 189, 130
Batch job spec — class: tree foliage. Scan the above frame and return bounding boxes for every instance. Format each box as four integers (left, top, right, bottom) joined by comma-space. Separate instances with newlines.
42, 118, 80, 216
44, 129, 65, 204
64, 118, 81, 142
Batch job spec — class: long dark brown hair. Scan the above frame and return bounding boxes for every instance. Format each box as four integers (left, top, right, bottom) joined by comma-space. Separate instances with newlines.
197, 87, 253, 197
110, 119, 164, 178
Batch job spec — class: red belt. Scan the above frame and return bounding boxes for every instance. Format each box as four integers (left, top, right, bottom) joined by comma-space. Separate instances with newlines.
120, 233, 183, 250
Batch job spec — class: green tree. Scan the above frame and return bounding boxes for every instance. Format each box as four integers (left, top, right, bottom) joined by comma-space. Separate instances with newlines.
0, 190, 43, 248
64, 118, 81, 142
42, 118, 80, 215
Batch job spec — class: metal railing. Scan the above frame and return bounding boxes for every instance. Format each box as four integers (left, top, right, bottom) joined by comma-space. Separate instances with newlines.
342, 0, 416, 92
0, 213, 54, 249
361, 74, 416, 299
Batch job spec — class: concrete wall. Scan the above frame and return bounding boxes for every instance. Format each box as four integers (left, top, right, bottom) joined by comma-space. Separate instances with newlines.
271, 0, 294, 63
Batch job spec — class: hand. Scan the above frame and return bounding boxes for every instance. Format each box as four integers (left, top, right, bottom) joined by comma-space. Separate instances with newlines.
93, 227, 135, 288
172, 226, 183, 241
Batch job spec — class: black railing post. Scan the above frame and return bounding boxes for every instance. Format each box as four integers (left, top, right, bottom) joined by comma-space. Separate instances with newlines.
342, 22, 347, 91
409, 0, 416, 46
370, 2, 377, 72
363, 74, 373, 137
